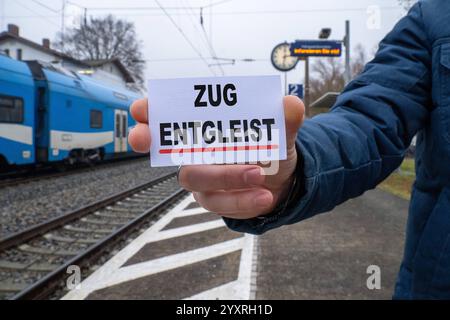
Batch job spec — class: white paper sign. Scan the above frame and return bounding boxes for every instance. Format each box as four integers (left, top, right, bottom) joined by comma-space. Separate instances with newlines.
148, 75, 287, 167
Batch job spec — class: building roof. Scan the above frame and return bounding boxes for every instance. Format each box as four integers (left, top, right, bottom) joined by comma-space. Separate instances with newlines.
82, 58, 135, 83
0, 31, 135, 83
0, 31, 88, 67
310, 92, 340, 109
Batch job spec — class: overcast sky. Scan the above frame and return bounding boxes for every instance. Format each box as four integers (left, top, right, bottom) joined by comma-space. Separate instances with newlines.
0, 0, 407, 85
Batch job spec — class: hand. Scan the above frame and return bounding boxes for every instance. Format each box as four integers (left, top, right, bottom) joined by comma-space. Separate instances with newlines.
128, 96, 305, 219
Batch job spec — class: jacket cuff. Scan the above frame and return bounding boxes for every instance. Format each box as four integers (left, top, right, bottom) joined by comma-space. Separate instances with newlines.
223, 141, 308, 235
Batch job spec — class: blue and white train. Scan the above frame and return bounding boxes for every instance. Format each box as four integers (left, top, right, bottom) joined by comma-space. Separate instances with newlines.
0, 54, 140, 170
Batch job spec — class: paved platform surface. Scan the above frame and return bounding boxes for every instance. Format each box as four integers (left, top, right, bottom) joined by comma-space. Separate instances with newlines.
62, 189, 408, 300
256, 188, 409, 300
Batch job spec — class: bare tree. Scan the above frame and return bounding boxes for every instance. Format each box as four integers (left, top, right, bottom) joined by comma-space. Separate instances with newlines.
352, 43, 368, 77
310, 57, 345, 104
55, 15, 145, 87
310, 44, 368, 105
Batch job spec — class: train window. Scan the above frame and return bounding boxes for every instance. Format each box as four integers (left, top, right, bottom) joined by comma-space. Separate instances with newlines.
115, 114, 121, 138
4, 49, 10, 57
122, 114, 127, 138
90, 110, 103, 129
0, 95, 24, 124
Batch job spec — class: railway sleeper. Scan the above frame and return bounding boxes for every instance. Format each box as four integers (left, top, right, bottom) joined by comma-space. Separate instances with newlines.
106, 203, 147, 210
44, 234, 76, 243
122, 198, 149, 204
0, 260, 30, 270
0, 281, 28, 293
63, 225, 113, 234
45, 233, 99, 244
80, 217, 126, 226
113, 204, 152, 211
94, 211, 138, 219
27, 262, 60, 272
18, 244, 78, 257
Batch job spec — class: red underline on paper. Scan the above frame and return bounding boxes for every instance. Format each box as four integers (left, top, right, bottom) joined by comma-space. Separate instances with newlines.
159, 145, 279, 154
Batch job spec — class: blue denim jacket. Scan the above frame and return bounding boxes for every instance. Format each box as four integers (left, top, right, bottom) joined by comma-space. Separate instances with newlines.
224, 0, 450, 299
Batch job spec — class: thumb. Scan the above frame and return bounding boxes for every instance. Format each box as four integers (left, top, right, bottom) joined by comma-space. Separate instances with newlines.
283, 95, 305, 151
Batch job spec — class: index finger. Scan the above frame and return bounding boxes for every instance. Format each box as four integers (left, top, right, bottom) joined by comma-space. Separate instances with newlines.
178, 165, 265, 192
130, 98, 148, 124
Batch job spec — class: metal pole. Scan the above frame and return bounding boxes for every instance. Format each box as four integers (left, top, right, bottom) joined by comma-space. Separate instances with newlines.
0, 0, 5, 32
61, 0, 66, 48
304, 57, 310, 117
284, 72, 288, 95
209, 0, 213, 45
344, 20, 351, 84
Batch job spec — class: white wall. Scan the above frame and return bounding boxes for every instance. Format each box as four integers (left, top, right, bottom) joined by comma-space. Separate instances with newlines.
0, 38, 55, 62
89, 63, 128, 87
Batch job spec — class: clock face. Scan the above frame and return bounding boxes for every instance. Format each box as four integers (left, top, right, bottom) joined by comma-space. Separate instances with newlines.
271, 43, 299, 72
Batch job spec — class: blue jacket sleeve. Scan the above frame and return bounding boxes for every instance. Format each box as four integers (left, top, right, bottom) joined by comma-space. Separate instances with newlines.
224, 2, 432, 235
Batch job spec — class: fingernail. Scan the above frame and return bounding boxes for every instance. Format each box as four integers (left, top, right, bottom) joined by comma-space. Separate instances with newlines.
244, 168, 264, 186
254, 192, 273, 209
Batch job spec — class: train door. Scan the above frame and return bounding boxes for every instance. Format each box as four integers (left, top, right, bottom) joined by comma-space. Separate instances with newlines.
114, 109, 128, 153
121, 111, 128, 151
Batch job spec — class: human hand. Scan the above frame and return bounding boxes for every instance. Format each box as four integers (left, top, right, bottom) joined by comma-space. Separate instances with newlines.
128, 96, 305, 219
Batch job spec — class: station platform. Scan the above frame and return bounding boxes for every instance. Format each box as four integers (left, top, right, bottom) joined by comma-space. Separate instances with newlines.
62, 189, 408, 300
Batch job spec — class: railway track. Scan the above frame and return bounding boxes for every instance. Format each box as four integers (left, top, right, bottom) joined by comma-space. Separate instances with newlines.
0, 172, 186, 300
0, 156, 146, 189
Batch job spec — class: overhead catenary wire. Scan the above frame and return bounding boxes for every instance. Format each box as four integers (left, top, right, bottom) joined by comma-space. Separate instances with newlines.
5, 0, 254, 68
14, 0, 61, 28
203, 0, 232, 9
30, 0, 62, 13
180, 0, 225, 75
71, 0, 233, 12
3, 5, 402, 19
138, 57, 267, 63
0, 0, 5, 31
1, 1, 399, 70
154, 0, 216, 76
198, 4, 225, 73
177, 0, 216, 63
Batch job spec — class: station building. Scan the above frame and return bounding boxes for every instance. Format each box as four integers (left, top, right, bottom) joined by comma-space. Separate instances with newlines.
0, 24, 135, 89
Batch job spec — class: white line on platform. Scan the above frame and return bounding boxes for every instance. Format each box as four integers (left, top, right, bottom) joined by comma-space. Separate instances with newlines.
95, 238, 244, 291
186, 281, 240, 300
63, 238, 244, 300
144, 219, 225, 243
183, 234, 257, 301
62, 193, 257, 301
175, 207, 211, 217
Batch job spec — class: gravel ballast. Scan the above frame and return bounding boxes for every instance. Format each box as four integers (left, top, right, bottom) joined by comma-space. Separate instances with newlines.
0, 159, 175, 238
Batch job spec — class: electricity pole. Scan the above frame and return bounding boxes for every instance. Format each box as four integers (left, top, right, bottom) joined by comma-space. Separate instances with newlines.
284, 72, 288, 95
304, 57, 310, 117
61, 0, 66, 48
0, 0, 5, 32
344, 20, 351, 84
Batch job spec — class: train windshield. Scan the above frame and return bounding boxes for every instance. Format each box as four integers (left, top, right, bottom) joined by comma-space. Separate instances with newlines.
0, 95, 24, 124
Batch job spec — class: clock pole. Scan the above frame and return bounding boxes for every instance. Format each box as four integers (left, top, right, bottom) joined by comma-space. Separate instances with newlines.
344, 20, 351, 85
304, 57, 310, 118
